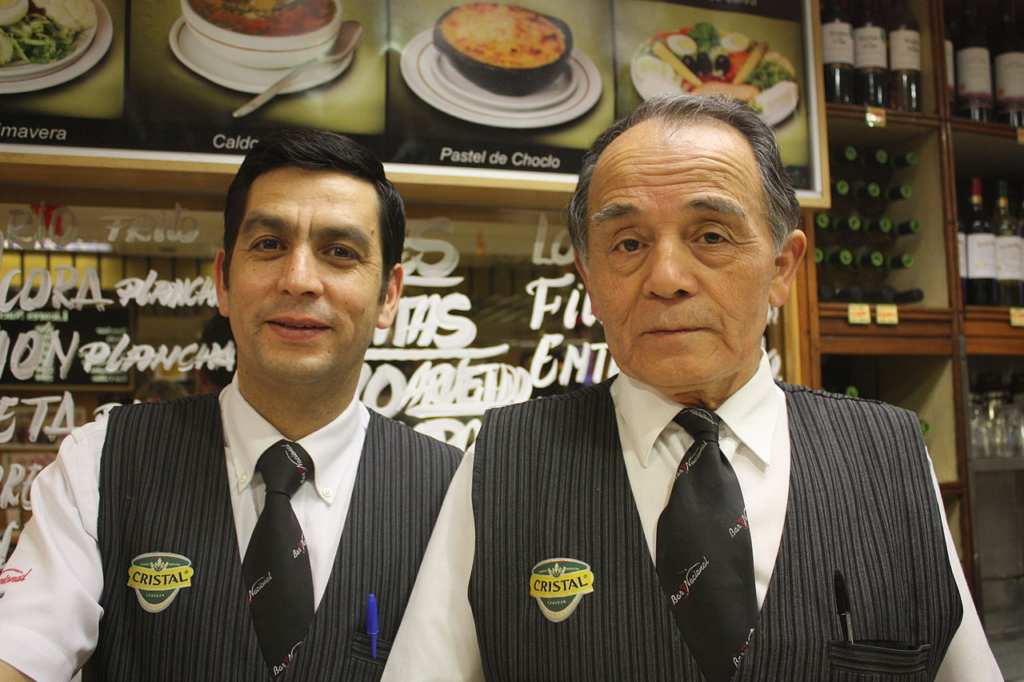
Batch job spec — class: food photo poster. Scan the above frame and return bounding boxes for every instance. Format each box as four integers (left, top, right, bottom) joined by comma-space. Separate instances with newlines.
0, 0, 823, 195
0, 0, 125, 123
385, 0, 615, 173
126, 0, 386, 150
615, 0, 819, 191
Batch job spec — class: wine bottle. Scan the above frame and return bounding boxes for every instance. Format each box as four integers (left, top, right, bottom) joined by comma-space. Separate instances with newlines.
994, 179, 1024, 306
822, 0, 856, 104
854, 181, 882, 200
833, 285, 865, 302
856, 251, 886, 269
888, 151, 918, 169
884, 183, 913, 201
894, 288, 925, 303
833, 179, 851, 197
859, 147, 889, 167
864, 217, 893, 235
827, 385, 861, 397
887, 253, 915, 269
863, 286, 897, 302
831, 145, 859, 166
814, 248, 825, 264
956, 2, 994, 121
818, 283, 836, 301
854, 0, 888, 107
894, 218, 921, 236
965, 177, 997, 304
825, 249, 855, 267
994, 0, 1024, 127
816, 213, 861, 244
887, 0, 922, 111
834, 214, 863, 234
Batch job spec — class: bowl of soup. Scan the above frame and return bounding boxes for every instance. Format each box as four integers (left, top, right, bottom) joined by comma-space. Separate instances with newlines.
181, 0, 342, 69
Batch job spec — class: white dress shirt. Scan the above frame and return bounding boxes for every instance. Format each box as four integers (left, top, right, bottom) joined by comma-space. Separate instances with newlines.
0, 377, 369, 682
383, 355, 1002, 682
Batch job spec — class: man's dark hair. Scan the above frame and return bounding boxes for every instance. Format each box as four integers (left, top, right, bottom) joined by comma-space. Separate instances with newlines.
566, 94, 801, 262
222, 129, 405, 297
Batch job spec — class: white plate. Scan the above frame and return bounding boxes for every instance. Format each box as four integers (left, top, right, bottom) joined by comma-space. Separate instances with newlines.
0, 0, 112, 93
629, 39, 798, 128
755, 80, 799, 126
400, 30, 602, 129
168, 17, 353, 95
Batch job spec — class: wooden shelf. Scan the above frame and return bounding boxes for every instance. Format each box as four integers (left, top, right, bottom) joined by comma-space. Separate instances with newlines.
940, 481, 966, 496
969, 457, 1024, 473
818, 304, 955, 355
950, 126, 1024, 179
0, 151, 575, 211
950, 117, 1023, 139
964, 306, 1024, 355
826, 103, 943, 129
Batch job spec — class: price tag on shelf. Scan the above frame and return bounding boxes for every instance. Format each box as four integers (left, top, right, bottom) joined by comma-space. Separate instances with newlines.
1011, 307, 1024, 327
847, 303, 871, 325
865, 107, 887, 128
1017, 128, 1024, 146
876, 304, 899, 325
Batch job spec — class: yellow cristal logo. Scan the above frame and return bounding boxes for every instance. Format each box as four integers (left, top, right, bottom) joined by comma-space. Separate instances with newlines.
529, 569, 594, 598
127, 565, 194, 590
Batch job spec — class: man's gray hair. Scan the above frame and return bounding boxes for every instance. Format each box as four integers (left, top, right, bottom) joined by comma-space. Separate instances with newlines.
567, 94, 801, 261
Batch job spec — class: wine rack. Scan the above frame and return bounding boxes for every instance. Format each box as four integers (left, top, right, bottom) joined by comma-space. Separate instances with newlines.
816, 3, 1024, 665
820, 353, 958, 481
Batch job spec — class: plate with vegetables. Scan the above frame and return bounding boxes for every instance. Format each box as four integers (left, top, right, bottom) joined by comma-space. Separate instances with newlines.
631, 22, 798, 126
0, 0, 111, 91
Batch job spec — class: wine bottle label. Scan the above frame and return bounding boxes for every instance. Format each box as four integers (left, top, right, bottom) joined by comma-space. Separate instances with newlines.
945, 40, 955, 91
958, 232, 967, 278
996, 235, 1024, 280
967, 233, 997, 278
957, 47, 994, 101
823, 23, 855, 65
995, 52, 1024, 107
890, 29, 921, 71
854, 26, 887, 69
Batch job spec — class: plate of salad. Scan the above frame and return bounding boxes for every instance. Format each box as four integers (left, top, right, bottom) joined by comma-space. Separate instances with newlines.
0, 0, 107, 84
631, 22, 799, 127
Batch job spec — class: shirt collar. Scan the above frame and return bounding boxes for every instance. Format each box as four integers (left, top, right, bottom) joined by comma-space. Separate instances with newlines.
220, 377, 367, 504
610, 351, 781, 468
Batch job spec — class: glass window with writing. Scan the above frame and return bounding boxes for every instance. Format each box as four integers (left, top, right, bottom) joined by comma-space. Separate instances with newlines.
0, 200, 227, 454
0, 199, 789, 460
371, 208, 610, 450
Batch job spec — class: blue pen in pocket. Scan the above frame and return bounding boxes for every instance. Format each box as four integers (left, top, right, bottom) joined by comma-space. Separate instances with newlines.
367, 594, 379, 659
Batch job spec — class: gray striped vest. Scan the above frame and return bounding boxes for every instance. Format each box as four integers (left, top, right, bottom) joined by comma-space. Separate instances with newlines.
470, 380, 962, 681
87, 393, 460, 682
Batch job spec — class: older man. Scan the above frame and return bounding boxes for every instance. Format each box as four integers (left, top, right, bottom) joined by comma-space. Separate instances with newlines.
383, 95, 1001, 681
0, 130, 461, 682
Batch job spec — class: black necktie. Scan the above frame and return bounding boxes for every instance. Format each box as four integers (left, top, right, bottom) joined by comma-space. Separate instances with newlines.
655, 408, 758, 682
242, 440, 316, 677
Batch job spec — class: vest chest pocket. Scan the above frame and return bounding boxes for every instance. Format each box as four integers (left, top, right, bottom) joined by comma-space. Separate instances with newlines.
827, 640, 931, 681
348, 632, 391, 666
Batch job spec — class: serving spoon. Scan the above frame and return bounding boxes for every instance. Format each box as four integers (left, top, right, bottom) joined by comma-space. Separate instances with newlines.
232, 20, 364, 118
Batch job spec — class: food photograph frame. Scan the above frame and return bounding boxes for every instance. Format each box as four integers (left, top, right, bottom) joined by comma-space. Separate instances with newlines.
0, 0, 827, 203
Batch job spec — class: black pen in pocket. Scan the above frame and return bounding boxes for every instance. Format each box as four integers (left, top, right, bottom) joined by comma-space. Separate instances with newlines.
833, 569, 855, 644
